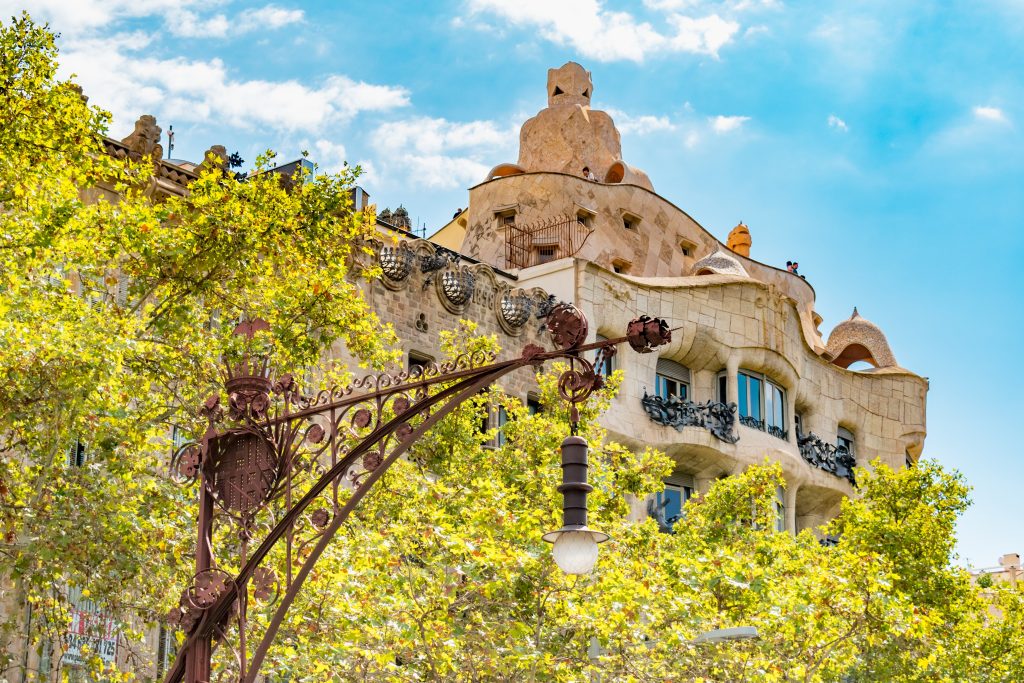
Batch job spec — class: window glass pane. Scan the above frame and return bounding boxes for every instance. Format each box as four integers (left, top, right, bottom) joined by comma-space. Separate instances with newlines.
497, 406, 508, 447
749, 376, 762, 420
653, 483, 689, 531
775, 386, 784, 429
718, 375, 727, 403
679, 383, 688, 401
737, 375, 748, 417
765, 386, 775, 427
775, 485, 785, 532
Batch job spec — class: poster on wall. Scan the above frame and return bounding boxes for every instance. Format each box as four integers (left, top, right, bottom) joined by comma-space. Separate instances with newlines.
63, 587, 118, 666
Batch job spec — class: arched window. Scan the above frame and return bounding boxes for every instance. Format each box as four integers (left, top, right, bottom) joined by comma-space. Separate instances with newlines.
655, 359, 690, 400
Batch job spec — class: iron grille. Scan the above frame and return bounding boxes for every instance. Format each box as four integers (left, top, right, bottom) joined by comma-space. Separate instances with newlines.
505, 213, 594, 269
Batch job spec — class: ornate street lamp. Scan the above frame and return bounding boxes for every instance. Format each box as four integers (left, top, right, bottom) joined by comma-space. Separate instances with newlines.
163, 303, 671, 683
543, 435, 609, 574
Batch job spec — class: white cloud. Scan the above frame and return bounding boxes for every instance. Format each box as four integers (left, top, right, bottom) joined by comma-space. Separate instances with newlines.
684, 130, 701, 148
238, 5, 304, 31
466, 0, 740, 61
59, 34, 410, 133
310, 139, 348, 172
606, 109, 676, 135
3, 0, 302, 39
828, 114, 848, 131
973, 106, 1010, 125
172, 10, 232, 38
370, 116, 518, 189
710, 114, 750, 133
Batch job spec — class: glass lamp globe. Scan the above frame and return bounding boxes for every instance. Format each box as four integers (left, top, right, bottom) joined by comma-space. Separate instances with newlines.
551, 530, 600, 575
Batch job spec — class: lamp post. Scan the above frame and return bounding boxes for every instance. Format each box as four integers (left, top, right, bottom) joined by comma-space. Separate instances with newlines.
162, 304, 672, 683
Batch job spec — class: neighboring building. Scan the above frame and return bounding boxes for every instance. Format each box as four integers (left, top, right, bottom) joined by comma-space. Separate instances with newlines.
972, 553, 1021, 588
28, 60, 929, 681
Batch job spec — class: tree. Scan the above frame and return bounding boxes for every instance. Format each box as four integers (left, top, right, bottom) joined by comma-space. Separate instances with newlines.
0, 13, 394, 680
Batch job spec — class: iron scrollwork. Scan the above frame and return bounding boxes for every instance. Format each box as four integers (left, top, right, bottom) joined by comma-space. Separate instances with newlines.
797, 432, 857, 485
163, 306, 675, 683
639, 392, 739, 444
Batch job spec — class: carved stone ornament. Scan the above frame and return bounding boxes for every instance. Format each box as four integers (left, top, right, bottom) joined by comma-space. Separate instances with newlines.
500, 289, 534, 328
121, 114, 163, 161
441, 268, 475, 307
640, 392, 739, 444
198, 144, 230, 174
379, 244, 416, 282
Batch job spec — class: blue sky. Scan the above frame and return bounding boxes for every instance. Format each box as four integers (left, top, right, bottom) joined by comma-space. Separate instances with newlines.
7, 0, 1022, 567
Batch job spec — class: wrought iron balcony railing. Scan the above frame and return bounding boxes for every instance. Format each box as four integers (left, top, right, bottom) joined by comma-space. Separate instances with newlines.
738, 415, 788, 441
640, 392, 739, 444
797, 432, 857, 485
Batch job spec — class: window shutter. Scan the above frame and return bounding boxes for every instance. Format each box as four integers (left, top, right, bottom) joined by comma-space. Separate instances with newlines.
656, 358, 690, 384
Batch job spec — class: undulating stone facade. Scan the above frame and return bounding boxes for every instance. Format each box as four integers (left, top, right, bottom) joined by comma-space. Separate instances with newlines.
430, 61, 928, 533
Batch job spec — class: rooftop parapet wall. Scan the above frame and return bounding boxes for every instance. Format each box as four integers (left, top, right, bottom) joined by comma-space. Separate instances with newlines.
462, 171, 823, 347
562, 264, 927, 475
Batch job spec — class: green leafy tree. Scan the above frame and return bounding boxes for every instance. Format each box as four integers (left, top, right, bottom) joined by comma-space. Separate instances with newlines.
0, 13, 394, 681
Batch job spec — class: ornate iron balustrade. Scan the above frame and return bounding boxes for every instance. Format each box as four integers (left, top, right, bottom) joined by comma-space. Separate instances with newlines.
797, 432, 857, 485
737, 415, 788, 441
739, 415, 764, 431
639, 392, 739, 444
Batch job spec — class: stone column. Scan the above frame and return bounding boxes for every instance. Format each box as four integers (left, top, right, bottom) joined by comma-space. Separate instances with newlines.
787, 389, 798, 446
785, 482, 799, 535
726, 355, 740, 407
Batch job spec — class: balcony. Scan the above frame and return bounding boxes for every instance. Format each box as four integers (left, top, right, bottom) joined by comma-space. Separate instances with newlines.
639, 392, 739, 444
797, 432, 857, 485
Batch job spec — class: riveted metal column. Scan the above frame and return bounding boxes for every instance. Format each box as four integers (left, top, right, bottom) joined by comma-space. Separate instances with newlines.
558, 435, 593, 529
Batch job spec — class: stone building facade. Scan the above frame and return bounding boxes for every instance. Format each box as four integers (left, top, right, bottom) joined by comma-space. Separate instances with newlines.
428, 61, 928, 533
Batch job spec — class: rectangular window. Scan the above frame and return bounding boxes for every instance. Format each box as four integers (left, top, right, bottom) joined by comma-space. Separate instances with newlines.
655, 375, 688, 401
575, 209, 595, 228
67, 439, 86, 468
837, 427, 854, 458
536, 246, 557, 264
718, 374, 728, 403
496, 406, 508, 447
774, 485, 786, 532
595, 335, 614, 376
526, 395, 542, 415
738, 370, 787, 439
655, 359, 690, 401
408, 351, 433, 374
651, 479, 694, 533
